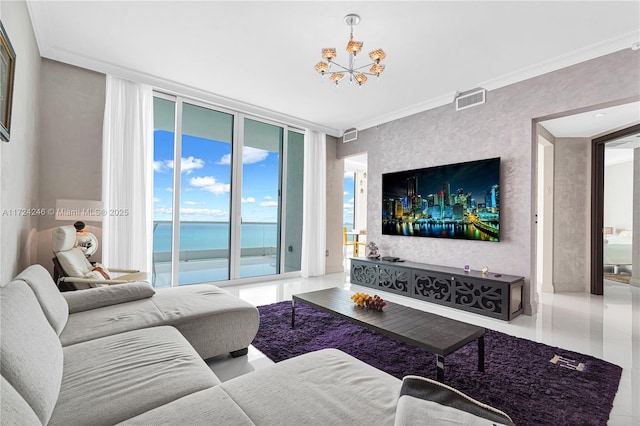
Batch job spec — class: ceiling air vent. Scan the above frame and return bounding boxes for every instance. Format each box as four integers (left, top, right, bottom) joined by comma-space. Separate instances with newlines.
455, 89, 486, 111
343, 129, 358, 143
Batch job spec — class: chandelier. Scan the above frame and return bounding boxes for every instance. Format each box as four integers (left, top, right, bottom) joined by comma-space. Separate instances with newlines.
314, 14, 386, 87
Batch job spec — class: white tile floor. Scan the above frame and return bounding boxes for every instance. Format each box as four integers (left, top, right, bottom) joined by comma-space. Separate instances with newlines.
207, 266, 640, 425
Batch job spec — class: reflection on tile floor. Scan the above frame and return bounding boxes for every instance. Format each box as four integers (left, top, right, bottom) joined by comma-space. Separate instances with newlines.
207, 264, 640, 425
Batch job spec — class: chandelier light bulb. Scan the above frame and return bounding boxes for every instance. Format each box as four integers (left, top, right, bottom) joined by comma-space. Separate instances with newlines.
330, 73, 344, 85
322, 48, 337, 62
369, 49, 386, 64
314, 14, 386, 88
370, 64, 385, 76
315, 62, 329, 75
346, 36, 363, 56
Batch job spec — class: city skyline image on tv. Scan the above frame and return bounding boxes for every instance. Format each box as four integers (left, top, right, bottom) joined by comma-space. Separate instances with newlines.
382, 157, 500, 242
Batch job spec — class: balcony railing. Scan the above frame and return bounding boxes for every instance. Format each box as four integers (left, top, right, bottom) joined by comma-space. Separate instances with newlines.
152, 221, 279, 286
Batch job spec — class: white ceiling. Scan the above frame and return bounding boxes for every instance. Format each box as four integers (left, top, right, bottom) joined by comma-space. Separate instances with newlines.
540, 102, 640, 139
27, 1, 640, 136
540, 102, 640, 166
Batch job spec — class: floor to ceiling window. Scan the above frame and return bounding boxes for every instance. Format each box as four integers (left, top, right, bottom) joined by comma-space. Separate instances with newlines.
240, 118, 282, 278
152, 94, 303, 286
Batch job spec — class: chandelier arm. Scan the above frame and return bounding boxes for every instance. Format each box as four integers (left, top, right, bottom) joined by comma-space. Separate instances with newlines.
352, 62, 376, 71
328, 62, 352, 72
327, 61, 377, 73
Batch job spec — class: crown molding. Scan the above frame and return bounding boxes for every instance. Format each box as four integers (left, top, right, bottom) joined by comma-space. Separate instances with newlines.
42, 46, 342, 137
27, 3, 340, 137
351, 29, 640, 132
27, 1, 639, 137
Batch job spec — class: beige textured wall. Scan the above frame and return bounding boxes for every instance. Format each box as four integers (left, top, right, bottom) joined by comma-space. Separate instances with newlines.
325, 135, 345, 273
337, 49, 640, 314
553, 138, 590, 292
35, 59, 106, 273
0, 0, 42, 283
536, 125, 555, 293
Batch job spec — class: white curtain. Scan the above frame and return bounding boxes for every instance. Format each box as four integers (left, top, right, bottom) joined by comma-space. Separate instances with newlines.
102, 76, 153, 272
301, 130, 327, 277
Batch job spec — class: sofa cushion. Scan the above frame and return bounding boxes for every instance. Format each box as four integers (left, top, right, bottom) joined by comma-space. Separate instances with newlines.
49, 326, 220, 426
15, 264, 69, 335
62, 281, 156, 313
60, 284, 260, 360
0, 280, 64, 425
394, 375, 515, 426
1, 377, 41, 426
219, 348, 400, 425
118, 386, 255, 425
151, 285, 260, 359
59, 297, 165, 346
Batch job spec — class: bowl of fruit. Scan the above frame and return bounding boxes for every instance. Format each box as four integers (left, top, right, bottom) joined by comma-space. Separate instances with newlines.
350, 292, 387, 312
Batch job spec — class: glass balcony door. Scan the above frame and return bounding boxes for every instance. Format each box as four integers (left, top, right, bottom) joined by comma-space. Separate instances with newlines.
177, 103, 234, 284
238, 118, 283, 278
153, 95, 304, 286
153, 95, 234, 286
283, 130, 304, 273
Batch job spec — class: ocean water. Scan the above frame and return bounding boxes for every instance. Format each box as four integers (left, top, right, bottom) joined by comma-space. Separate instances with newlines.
153, 221, 277, 252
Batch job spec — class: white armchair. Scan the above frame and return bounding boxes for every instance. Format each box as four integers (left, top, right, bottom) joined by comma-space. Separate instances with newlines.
52, 225, 149, 290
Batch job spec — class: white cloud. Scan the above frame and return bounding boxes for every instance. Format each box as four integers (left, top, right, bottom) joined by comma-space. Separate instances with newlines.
155, 156, 204, 174
168, 156, 205, 174
166, 187, 173, 192
344, 171, 355, 179
180, 208, 228, 217
264, 195, 272, 200
184, 201, 199, 206
344, 191, 349, 196
154, 207, 173, 215
349, 198, 354, 203
189, 176, 231, 195
217, 146, 269, 165
260, 201, 278, 207
344, 203, 354, 209
217, 154, 231, 165
242, 197, 256, 203
153, 197, 161, 203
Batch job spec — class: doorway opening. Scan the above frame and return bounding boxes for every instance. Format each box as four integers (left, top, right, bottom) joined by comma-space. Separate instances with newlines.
591, 124, 639, 294
343, 153, 368, 258
535, 102, 639, 296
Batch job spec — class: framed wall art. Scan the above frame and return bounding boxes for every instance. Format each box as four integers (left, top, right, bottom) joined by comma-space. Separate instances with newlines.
0, 20, 16, 142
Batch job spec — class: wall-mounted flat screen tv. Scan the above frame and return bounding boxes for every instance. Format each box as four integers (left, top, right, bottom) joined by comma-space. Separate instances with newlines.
382, 157, 500, 242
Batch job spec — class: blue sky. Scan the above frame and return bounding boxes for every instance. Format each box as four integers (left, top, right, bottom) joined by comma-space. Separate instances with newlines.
153, 130, 280, 223
344, 172, 354, 226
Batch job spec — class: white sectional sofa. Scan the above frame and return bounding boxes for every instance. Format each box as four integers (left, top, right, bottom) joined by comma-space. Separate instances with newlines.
1, 265, 513, 425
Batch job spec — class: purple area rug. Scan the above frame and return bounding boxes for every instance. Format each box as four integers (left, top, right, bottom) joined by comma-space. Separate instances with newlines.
254, 301, 622, 426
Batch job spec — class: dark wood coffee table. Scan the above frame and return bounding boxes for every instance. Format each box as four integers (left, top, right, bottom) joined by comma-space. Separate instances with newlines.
292, 287, 485, 382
